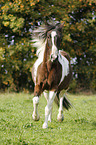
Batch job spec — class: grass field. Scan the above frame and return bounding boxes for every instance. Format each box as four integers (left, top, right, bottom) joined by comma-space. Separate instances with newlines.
0, 93, 96, 145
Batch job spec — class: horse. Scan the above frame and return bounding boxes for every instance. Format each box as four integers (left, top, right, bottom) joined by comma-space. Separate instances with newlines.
31, 22, 72, 129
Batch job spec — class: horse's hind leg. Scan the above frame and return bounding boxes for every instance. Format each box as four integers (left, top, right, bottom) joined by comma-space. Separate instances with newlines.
44, 91, 52, 122
57, 95, 64, 122
43, 91, 56, 129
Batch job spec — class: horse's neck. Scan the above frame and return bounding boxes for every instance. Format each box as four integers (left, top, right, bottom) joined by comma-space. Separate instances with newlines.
42, 44, 53, 71
43, 43, 50, 63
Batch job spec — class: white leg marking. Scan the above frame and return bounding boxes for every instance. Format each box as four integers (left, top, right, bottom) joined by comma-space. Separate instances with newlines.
44, 91, 52, 122
48, 110, 52, 122
43, 91, 56, 129
44, 91, 49, 102
57, 96, 64, 122
32, 96, 40, 121
58, 51, 69, 85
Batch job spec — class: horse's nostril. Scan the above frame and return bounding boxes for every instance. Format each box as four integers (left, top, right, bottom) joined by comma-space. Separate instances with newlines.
50, 54, 53, 59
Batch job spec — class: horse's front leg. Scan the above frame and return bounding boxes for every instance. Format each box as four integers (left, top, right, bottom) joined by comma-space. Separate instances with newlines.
32, 84, 42, 121
44, 91, 52, 122
43, 91, 56, 129
32, 96, 40, 121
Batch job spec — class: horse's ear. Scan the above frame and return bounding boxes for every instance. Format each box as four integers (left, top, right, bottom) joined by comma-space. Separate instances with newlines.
44, 20, 50, 26
56, 22, 64, 32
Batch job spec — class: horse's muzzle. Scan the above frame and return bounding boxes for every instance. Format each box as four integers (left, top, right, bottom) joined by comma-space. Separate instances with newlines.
50, 54, 58, 62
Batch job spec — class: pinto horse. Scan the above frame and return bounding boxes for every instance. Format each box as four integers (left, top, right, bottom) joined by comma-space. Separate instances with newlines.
32, 22, 72, 128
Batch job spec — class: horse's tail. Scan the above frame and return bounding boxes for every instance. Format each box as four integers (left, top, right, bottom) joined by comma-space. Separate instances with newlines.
54, 93, 72, 110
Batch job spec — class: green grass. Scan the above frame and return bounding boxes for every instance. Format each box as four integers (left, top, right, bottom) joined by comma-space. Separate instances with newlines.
0, 93, 96, 145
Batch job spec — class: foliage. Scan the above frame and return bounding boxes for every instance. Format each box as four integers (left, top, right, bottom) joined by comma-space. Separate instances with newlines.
0, 0, 96, 92
0, 93, 96, 144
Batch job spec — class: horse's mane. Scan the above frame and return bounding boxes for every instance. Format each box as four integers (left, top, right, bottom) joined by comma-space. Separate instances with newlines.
31, 22, 61, 58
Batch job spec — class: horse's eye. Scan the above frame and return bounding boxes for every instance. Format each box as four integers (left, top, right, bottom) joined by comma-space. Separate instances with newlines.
47, 35, 50, 39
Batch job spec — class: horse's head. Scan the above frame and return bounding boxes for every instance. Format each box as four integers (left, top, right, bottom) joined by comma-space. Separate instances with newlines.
32, 22, 64, 61
46, 23, 64, 62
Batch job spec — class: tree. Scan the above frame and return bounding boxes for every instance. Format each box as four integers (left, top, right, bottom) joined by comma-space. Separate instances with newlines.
0, 0, 96, 92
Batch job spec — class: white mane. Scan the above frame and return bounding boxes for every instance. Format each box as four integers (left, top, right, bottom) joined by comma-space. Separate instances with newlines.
31, 26, 47, 58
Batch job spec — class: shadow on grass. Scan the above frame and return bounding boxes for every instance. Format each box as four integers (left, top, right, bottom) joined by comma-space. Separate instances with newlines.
74, 118, 89, 124
74, 118, 96, 131
92, 122, 96, 126
91, 121, 96, 130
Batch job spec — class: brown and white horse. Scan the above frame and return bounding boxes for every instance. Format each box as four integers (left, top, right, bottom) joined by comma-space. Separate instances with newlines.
32, 22, 72, 128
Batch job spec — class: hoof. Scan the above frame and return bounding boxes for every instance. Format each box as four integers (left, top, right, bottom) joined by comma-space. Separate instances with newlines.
57, 114, 64, 122
42, 122, 48, 129
32, 114, 40, 121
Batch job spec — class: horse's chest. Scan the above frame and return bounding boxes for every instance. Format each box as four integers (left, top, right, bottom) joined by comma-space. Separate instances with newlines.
38, 61, 62, 83
47, 61, 62, 86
